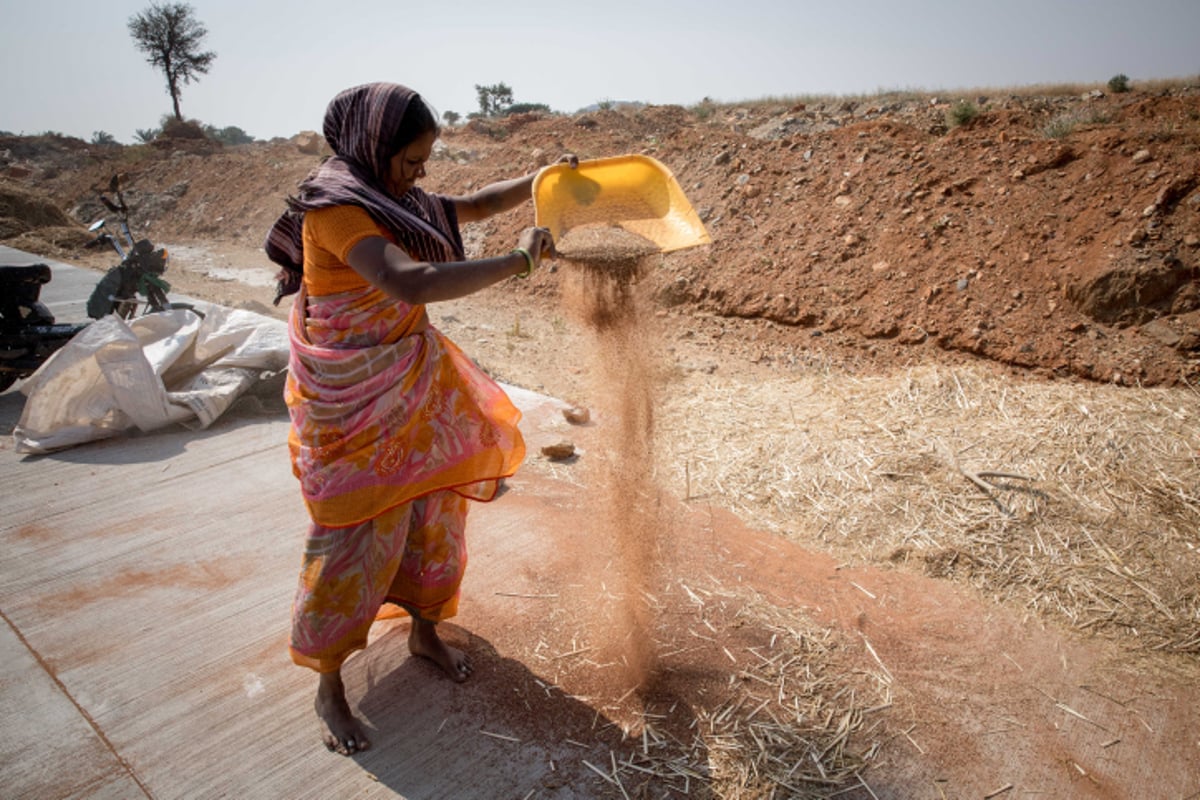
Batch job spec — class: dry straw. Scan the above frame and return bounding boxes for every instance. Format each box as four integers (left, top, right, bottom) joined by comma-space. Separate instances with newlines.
657, 363, 1200, 654
540, 579, 891, 799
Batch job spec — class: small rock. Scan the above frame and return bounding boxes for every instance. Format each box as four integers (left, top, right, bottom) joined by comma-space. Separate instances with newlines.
541, 441, 576, 461
1141, 320, 1182, 348
562, 406, 590, 425
293, 131, 327, 155
1131, 149, 1152, 164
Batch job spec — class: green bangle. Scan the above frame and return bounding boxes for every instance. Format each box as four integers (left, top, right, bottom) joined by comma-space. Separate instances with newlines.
511, 247, 534, 278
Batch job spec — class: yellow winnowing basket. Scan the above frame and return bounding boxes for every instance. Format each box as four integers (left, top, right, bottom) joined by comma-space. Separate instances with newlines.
532, 154, 711, 253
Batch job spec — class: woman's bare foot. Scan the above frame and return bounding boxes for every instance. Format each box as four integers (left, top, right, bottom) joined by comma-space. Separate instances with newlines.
315, 670, 371, 755
408, 618, 472, 682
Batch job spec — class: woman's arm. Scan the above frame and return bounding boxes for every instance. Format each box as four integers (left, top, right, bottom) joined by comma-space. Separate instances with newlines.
346, 227, 551, 305
450, 154, 578, 224
449, 174, 536, 224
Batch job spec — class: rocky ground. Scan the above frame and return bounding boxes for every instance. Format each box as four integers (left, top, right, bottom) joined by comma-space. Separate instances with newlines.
3, 84, 1199, 392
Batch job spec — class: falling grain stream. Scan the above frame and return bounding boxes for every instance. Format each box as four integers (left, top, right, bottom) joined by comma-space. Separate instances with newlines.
556, 225, 665, 692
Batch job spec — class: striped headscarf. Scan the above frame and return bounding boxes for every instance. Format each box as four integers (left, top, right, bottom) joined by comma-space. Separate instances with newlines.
265, 82, 465, 303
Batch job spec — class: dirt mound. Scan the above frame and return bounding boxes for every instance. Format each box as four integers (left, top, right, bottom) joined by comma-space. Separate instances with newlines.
3, 87, 1199, 385
0, 179, 75, 232
3, 88, 1198, 798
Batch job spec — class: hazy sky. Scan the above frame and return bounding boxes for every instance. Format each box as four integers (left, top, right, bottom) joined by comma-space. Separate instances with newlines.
2, 0, 1197, 143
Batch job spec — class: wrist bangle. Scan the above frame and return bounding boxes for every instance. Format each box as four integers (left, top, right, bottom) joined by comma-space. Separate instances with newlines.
511, 247, 534, 278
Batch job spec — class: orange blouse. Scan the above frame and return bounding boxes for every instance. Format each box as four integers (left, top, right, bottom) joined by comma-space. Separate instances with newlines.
301, 205, 396, 296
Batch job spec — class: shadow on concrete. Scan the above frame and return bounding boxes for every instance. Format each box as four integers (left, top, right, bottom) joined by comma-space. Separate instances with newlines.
336, 623, 711, 799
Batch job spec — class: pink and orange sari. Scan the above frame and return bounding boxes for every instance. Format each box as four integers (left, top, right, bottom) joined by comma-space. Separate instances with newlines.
285, 283, 524, 672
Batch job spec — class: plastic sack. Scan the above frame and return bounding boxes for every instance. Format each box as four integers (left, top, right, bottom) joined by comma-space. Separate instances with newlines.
13, 306, 289, 454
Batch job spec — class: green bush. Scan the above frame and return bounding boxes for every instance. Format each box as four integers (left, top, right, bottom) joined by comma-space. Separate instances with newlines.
159, 115, 207, 140
203, 124, 254, 145
1108, 74, 1131, 93
690, 97, 717, 120
504, 102, 551, 116
947, 100, 980, 127
91, 130, 117, 145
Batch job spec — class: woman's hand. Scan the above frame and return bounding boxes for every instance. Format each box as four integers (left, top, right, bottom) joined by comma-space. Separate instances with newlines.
517, 227, 555, 267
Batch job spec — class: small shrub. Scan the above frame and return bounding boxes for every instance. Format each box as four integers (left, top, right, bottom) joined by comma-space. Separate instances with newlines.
690, 97, 717, 120
159, 116, 207, 140
203, 124, 254, 145
1043, 108, 1111, 139
1044, 115, 1077, 139
91, 131, 117, 146
505, 102, 551, 116
134, 128, 160, 143
1108, 74, 1131, 93
947, 100, 979, 127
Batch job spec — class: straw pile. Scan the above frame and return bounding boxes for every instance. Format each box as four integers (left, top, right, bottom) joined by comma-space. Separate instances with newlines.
629, 590, 891, 799
655, 363, 1200, 654
528, 578, 891, 799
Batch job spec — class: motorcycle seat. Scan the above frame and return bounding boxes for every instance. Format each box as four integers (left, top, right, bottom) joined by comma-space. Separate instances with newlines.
0, 263, 52, 285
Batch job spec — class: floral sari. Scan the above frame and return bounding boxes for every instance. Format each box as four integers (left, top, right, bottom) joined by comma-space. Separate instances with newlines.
285, 283, 524, 671
267, 82, 526, 672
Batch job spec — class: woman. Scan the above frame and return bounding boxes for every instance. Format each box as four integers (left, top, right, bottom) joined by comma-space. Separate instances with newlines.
265, 82, 573, 756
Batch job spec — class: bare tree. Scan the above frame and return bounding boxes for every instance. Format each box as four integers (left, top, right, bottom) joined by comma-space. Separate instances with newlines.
128, 3, 216, 122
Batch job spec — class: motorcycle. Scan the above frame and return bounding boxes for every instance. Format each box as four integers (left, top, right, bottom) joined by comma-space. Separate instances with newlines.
0, 175, 196, 392
84, 174, 196, 320
0, 263, 89, 392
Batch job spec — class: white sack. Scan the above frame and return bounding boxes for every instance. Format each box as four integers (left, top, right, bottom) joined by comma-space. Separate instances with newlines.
13, 306, 289, 454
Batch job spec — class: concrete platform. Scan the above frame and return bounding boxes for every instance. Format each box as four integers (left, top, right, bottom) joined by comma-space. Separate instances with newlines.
0, 251, 605, 799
